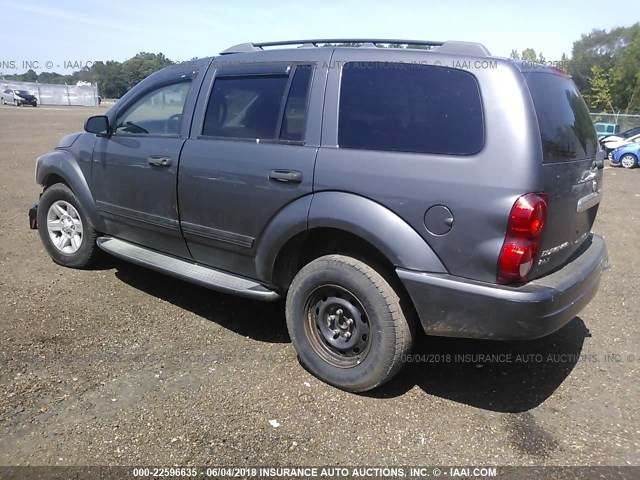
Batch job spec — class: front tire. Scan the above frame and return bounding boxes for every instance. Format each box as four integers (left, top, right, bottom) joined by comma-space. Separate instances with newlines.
620, 153, 637, 169
37, 183, 100, 268
286, 255, 413, 392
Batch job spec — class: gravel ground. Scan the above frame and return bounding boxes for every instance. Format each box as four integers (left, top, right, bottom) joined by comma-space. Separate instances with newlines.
0, 106, 638, 467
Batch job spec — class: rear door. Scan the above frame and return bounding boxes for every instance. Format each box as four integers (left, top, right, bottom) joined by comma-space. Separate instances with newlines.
523, 70, 603, 277
177, 50, 330, 278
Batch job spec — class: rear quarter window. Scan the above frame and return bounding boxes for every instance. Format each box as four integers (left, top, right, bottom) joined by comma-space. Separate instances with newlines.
338, 62, 484, 155
524, 72, 598, 164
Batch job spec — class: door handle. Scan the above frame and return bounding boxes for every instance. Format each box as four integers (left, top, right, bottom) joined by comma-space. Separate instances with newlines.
148, 155, 172, 167
268, 170, 303, 183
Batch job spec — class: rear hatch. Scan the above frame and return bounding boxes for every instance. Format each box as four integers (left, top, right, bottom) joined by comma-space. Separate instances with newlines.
522, 69, 603, 278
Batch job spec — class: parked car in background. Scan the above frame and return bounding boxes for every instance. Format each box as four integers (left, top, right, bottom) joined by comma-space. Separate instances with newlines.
601, 133, 640, 158
595, 122, 619, 139
1, 89, 38, 107
599, 125, 640, 147
611, 143, 639, 169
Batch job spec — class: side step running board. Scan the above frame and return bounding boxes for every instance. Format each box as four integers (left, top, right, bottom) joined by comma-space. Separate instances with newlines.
97, 237, 279, 301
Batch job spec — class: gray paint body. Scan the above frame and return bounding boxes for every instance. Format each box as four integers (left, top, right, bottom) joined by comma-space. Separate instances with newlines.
34, 45, 608, 339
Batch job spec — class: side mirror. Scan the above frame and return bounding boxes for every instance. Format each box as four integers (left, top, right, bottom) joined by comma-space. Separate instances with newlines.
84, 115, 111, 136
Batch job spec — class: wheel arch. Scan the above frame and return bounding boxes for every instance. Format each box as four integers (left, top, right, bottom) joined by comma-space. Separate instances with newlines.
36, 151, 104, 231
256, 191, 447, 289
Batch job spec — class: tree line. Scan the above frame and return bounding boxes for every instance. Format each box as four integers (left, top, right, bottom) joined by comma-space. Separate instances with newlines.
2, 24, 639, 114
512, 22, 639, 115
1, 52, 174, 99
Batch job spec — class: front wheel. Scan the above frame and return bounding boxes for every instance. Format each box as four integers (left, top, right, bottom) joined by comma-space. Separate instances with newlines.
286, 255, 413, 392
37, 183, 101, 268
620, 153, 637, 169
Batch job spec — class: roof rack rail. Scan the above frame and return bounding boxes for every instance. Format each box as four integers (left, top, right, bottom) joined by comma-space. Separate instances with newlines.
433, 41, 491, 57
220, 39, 447, 55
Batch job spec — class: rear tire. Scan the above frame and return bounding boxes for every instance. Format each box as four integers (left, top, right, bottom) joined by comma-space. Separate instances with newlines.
286, 254, 413, 392
37, 183, 100, 268
620, 153, 637, 169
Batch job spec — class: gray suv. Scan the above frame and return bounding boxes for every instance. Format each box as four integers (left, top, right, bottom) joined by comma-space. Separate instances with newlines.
30, 39, 608, 392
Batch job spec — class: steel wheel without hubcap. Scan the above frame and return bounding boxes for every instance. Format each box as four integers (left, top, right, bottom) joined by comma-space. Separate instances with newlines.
620, 154, 637, 169
287, 255, 414, 392
47, 200, 84, 254
305, 285, 372, 367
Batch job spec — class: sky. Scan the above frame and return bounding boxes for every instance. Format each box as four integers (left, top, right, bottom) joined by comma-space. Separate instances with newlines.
0, 0, 637, 75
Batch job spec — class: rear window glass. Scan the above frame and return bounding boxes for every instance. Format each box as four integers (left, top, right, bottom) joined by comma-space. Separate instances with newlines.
338, 62, 484, 155
524, 72, 598, 163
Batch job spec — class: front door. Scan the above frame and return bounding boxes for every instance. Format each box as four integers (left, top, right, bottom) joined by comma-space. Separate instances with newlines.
92, 79, 194, 257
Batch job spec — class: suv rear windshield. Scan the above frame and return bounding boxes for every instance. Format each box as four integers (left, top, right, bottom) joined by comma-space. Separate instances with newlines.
523, 71, 598, 164
338, 62, 484, 155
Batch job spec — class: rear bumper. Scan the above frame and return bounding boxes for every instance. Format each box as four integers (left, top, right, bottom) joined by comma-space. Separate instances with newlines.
397, 234, 608, 340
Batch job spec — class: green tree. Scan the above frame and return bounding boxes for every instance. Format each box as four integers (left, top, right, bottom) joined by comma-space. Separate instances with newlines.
567, 24, 638, 93
521, 48, 537, 61
588, 64, 615, 114
611, 26, 640, 113
120, 52, 174, 92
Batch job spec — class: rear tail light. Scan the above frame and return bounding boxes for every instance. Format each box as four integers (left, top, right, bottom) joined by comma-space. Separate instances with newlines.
497, 193, 547, 284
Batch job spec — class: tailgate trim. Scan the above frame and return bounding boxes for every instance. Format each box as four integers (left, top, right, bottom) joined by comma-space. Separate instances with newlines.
577, 191, 601, 212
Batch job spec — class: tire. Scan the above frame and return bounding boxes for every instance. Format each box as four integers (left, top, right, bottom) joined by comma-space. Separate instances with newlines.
620, 153, 637, 169
14, 100, 19, 106
37, 183, 100, 268
286, 254, 413, 392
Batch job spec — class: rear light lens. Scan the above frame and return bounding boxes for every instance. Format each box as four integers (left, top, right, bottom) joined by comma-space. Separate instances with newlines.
497, 193, 547, 284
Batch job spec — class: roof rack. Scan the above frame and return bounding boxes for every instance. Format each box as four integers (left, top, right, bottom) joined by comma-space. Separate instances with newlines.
220, 39, 490, 57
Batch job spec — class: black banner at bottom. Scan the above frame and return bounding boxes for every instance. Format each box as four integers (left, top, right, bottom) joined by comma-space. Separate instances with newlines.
0, 466, 637, 480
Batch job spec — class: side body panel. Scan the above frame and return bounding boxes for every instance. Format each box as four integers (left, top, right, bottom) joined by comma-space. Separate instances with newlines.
317, 49, 543, 283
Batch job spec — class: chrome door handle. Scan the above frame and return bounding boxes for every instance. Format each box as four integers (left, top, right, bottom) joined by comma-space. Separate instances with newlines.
148, 155, 172, 167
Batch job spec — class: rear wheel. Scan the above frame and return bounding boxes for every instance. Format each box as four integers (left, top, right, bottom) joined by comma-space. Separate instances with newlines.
37, 183, 100, 268
286, 255, 413, 392
620, 153, 637, 169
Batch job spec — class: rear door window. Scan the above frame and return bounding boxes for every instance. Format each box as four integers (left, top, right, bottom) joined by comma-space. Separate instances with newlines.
338, 62, 484, 155
523, 72, 598, 163
202, 65, 313, 141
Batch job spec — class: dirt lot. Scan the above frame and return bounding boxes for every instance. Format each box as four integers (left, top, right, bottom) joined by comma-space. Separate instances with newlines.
0, 106, 638, 467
